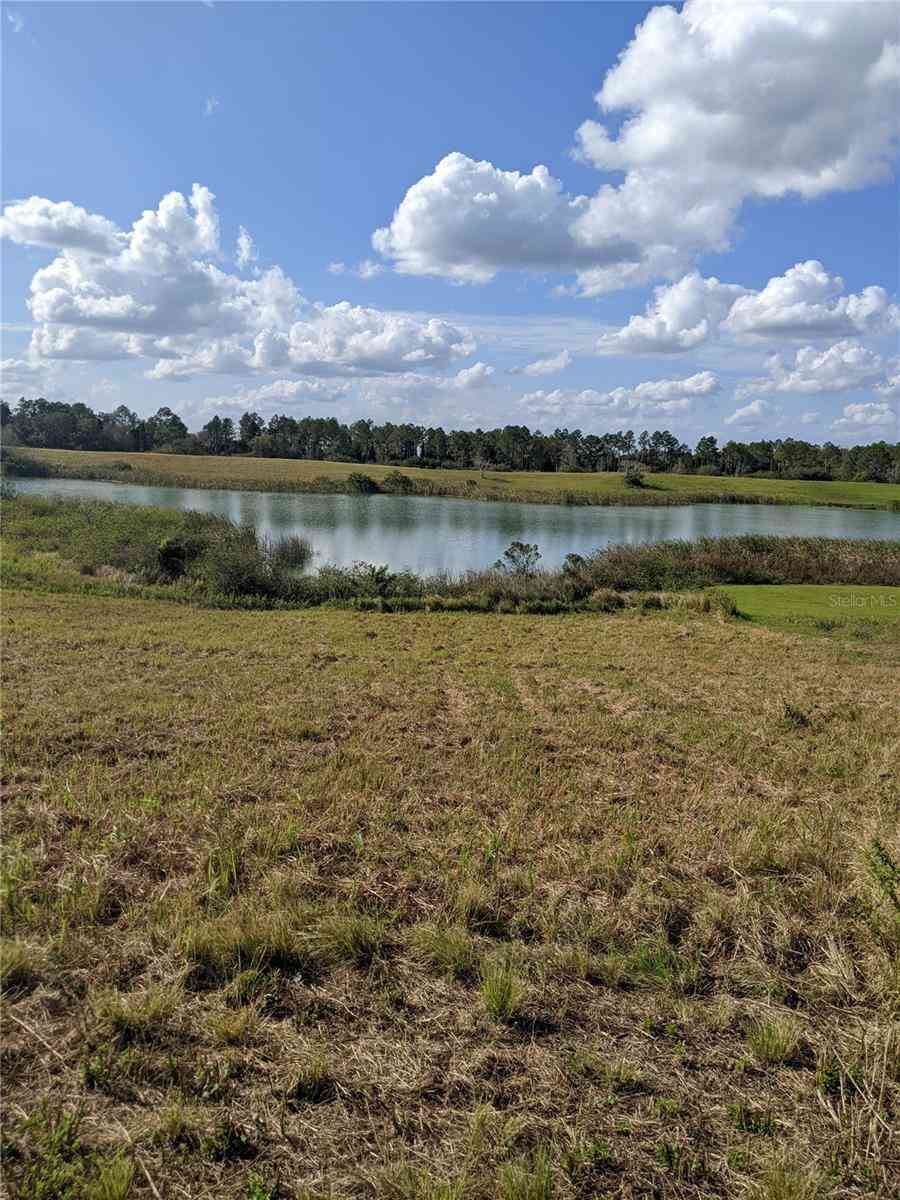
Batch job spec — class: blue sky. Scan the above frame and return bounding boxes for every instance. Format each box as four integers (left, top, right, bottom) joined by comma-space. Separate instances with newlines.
2, 0, 898, 444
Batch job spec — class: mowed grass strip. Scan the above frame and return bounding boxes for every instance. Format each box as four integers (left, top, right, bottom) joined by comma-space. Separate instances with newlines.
726, 584, 900, 636
18, 445, 900, 509
2, 588, 899, 1198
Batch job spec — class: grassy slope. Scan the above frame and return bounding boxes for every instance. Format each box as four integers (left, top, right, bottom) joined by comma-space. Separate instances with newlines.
2, 584, 899, 1198
17, 446, 900, 509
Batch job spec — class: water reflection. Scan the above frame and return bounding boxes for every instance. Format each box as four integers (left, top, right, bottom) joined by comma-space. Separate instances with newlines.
16, 477, 900, 574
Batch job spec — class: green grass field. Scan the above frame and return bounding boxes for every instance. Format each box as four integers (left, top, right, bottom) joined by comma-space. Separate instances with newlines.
14, 446, 900, 509
728, 584, 900, 637
3, 553, 899, 1196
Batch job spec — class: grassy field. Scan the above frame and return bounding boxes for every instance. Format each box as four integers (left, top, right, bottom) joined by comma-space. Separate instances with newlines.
727, 585, 900, 638
13, 446, 900, 510
2, 573, 899, 1197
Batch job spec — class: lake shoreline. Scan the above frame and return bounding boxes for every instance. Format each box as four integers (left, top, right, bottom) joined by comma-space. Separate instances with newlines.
9, 446, 900, 511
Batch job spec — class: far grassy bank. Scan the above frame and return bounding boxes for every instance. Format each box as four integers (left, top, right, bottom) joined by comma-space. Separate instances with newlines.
9, 446, 900, 510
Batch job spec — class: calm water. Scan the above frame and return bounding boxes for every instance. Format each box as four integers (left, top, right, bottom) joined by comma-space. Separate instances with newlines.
15, 477, 900, 574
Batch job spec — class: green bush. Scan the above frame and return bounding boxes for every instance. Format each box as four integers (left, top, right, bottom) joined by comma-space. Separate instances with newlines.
381, 470, 415, 495
346, 472, 380, 494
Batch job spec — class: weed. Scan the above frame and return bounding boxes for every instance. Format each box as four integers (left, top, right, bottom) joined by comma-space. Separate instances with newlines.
747, 1017, 802, 1067
728, 1103, 776, 1134
286, 1057, 337, 1106
316, 910, 388, 967
411, 923, 478, 980
480, 958, 527, 1023
497, 1146, 553, 1200
782, 701, 811, 729
752, 1157, 823, 1199
0, 938, 41, 995
93, 984, 179, 1046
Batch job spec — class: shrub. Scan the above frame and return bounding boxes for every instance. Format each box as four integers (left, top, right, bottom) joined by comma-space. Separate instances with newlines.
346, 472, 380, 494
266, 533, 312, 572
621, 461, 645, 488
493, 541, 541, 575
193, 527, 282, 597
381, 470, 415, 495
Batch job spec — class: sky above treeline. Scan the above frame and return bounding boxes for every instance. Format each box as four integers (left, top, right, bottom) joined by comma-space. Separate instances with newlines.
2, 0, 899, 444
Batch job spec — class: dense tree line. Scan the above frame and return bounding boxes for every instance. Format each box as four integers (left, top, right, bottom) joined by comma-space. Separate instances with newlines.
2, 396, 898, 482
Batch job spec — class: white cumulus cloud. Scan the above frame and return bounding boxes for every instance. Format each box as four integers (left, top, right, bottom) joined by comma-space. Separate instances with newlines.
521, 371, 718, 417
722, 262, 900, 339
596, 273, 748, 355
2, 185, 475, 382
832, 401, 898, 430
739, 340, 895, 397
372, 153, 639, 284
724, 398, 776, 428
374, 2, 900, 295
201, 378, 352, 414
598, 262, 899, 355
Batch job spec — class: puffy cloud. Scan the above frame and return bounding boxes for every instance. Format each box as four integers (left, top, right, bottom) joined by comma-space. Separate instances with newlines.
204, 96, 220, 117
722, 262, 900, 339
327, 261, 346, 275
739, 340, 894, 396
235, 227, 257, 270
6, 10, 24, 34
598, 262, 899, 355
597, 273, 747, 355
724, 398, 775, 428
510, 349, 573, 376
244, 304, 475, 379
876, 373, 900, 399
201, 378, 352, 413
832, 401, 898, 429
0, 196, 123, 255
372, 152, 639, 284
375, 3, 900, 294
453, 361, 495, 389
2, 185, 475, 381
522, 370, 718, 417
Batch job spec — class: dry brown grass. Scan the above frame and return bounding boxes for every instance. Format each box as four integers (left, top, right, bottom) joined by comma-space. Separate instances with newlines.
2, 586, 899, 1197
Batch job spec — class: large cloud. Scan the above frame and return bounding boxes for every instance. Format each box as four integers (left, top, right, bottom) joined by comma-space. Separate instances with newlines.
739, 340, 896, 396
3, 185, 475, 381
521, 370, 718, 417
375, 2, 899, 294
598, 262, 899, 355
596, 273, 748, 355
722, 262, 900, 339
372, 153, 639, 283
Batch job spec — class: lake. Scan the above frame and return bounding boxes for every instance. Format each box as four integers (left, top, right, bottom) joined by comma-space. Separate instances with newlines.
14, 477, 900, 574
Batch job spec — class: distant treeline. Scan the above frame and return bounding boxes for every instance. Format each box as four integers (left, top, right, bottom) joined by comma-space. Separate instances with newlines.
3, 396, 899, 482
